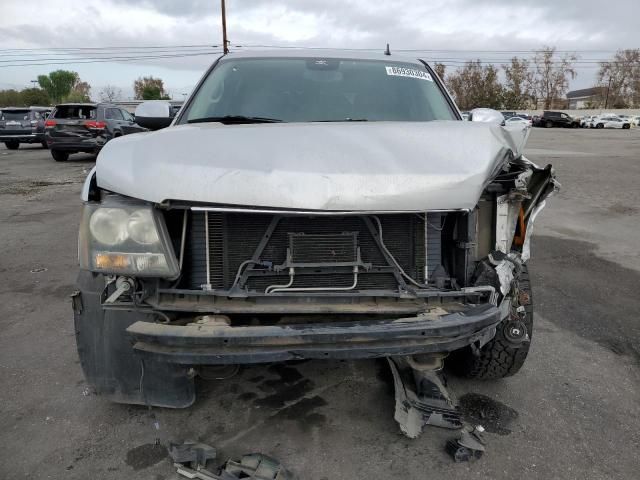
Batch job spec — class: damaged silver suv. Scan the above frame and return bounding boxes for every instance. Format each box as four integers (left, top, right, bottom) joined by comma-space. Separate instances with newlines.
74, 50, 557, 410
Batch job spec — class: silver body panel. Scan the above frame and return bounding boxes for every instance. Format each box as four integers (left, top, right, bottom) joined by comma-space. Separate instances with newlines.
94, 121, 529, 211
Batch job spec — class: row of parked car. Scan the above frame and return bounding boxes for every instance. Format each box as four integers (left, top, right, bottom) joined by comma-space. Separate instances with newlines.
461, 110, 638, 130
577, 114, 638, 129
0, 103, 147, 161
3, 103, 638, 162
506, 110, 639, 130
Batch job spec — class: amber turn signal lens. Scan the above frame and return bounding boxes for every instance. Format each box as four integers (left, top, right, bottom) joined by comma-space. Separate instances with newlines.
94, 253, 130, 269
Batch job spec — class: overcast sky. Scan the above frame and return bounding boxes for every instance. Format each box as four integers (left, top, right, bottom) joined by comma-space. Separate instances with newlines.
1, 0, 638, 99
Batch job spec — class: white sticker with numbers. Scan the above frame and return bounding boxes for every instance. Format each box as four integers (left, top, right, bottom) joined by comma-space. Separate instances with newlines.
385, 66, 433, 81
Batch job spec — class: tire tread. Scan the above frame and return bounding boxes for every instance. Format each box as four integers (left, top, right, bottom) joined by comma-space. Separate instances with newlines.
449, 265, 533, 380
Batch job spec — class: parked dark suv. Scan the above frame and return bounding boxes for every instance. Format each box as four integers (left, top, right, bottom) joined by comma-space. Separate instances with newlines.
0, 106, 51, 149
535, 110, 579, 128
45, 103, 145, 161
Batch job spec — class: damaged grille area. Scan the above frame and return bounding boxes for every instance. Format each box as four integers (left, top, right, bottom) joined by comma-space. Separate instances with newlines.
175, 212, 452, 293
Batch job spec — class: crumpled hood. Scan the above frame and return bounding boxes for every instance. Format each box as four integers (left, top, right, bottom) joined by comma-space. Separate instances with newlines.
96, 121, 528, 211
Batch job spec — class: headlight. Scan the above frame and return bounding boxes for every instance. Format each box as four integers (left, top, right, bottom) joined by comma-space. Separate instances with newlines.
127, 209, 160, 245
89, 208, 129, 245
78, 198, 179, 278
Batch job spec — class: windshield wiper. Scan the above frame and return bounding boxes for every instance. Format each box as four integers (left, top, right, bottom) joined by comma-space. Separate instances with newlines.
187, 115, 283, 124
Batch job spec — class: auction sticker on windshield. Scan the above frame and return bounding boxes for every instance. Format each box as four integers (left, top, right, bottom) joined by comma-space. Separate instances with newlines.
385, 66, 433, 81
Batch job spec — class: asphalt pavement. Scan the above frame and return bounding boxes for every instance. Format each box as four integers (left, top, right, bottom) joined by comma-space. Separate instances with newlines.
0, 127, 639, 479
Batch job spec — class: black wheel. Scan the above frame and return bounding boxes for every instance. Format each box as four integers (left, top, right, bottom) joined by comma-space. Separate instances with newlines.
545, 120, 553, 128
622, 124, 630, 130
4, 140, 19, 150
41, 141, 48, 149
448, 264, 533, 379
596, 123, 604, 129
51, 150, 69, 162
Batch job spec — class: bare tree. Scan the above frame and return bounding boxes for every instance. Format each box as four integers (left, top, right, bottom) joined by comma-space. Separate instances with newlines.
532, 46, 577, 109
446, 60, 503, 110
99, 85, 123, 102
433, 62, 446, 80
597, 49, 640, 108
71, 80, 92, 102
502, 57, 535, 109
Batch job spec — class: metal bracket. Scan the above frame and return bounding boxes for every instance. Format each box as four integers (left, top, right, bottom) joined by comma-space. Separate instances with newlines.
70, 290, 83, 314
362, 216, 410, 291
104, 277, 134, 304
237, 215, 282, 289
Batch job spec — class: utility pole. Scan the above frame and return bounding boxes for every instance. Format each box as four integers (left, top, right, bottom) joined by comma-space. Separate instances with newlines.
221, 0, 229, 54
604, 76, 612, 110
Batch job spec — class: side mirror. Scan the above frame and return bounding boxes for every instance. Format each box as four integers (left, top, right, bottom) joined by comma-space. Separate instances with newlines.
469, 108, 505, 126
134, 101, 174, 130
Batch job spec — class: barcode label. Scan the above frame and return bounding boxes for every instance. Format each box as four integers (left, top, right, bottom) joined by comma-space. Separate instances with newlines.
385, 66, 433, 81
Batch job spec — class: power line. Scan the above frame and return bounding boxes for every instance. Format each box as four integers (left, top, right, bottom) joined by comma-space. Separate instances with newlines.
0, 44, 218, 52
1, 43, 633, 54
0, 42, 635, 69
0, 48, 220, 58
0, 52, 624, 66
231, 44, 633, 54
0, 52, 223, 68
0, 49, 218, 63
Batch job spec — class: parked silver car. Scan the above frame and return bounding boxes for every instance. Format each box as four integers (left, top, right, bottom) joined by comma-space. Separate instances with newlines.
590, 115, 632, 129
74, 50, 558, 413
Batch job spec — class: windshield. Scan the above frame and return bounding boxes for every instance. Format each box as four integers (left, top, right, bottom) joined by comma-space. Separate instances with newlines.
1, 110, 30, 121
181, 57, 457, 123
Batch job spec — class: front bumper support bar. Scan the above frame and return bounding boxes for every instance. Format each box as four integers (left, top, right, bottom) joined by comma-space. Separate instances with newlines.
126, 304, 501, 365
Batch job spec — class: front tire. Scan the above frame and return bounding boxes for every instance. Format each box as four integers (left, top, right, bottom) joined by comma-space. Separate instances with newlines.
449, 265, 533, 379
51, 150, 69, 162
545, 120, 553, 128
4, 140, 19, 150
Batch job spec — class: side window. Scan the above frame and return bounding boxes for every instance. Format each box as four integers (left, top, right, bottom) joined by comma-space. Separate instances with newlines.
105, 108, 124, 120
121, 109, 134, 121
560, 113, 568, 119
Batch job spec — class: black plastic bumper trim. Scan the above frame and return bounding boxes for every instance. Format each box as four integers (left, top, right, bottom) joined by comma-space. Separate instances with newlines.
126, 305, 502, 365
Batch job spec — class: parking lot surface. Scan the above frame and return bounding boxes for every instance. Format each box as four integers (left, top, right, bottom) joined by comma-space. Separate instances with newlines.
1, 128, 639, 479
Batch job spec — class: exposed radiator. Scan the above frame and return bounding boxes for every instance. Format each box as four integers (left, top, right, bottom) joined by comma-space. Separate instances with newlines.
178, 212, 445, 292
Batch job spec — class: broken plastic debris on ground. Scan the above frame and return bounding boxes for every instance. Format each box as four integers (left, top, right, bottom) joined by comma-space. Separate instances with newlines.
169, 440, 294, 479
